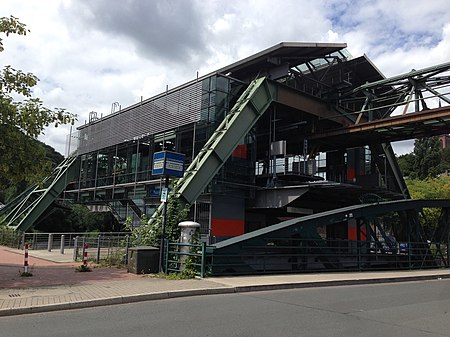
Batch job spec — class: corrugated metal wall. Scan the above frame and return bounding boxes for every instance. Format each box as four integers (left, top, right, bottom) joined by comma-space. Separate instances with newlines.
77, 80, 203, 154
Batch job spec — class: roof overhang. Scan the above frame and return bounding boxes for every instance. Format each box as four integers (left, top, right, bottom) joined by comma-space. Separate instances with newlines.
216, 42, 348, 80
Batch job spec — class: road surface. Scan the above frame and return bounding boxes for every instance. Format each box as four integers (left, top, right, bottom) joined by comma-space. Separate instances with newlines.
1, 279, 449, 337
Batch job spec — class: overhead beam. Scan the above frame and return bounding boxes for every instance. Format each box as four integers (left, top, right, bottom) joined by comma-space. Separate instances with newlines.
308, 106, 450, 149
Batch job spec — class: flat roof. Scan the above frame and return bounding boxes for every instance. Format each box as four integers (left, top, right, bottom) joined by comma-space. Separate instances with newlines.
216, 42, 347, 78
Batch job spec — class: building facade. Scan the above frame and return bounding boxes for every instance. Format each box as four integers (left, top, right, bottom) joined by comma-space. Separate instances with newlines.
65, 42, 411, 242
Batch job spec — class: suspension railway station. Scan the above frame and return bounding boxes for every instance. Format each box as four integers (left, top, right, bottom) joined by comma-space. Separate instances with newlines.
2, 42, 450, 275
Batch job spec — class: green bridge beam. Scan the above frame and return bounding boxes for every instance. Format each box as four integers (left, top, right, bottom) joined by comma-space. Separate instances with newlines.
1, 154, 80, 232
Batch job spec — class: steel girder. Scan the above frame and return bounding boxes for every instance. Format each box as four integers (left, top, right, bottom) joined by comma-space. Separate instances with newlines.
148, 77, 277, 224
0, 155, 80, 232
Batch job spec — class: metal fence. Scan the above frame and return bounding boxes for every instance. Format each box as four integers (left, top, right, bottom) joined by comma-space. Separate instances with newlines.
207, 238, 450, 276
166, 241, 207, 278
70, 233, 131, 263
0, 228, 132, 263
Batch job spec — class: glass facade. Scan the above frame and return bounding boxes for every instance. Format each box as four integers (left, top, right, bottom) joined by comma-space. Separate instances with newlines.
67, 74, 247, 210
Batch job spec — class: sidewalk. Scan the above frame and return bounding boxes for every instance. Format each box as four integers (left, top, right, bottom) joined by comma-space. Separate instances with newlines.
1, 246, 450, 317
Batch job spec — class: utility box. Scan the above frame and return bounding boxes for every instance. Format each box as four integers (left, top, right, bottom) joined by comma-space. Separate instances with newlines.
127, 246, 159, 274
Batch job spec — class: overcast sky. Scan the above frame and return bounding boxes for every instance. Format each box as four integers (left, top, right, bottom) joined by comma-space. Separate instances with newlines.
1, 0, 450, 156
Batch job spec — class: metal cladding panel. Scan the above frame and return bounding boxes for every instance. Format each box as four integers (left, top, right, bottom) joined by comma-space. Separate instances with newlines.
77, 81, 203, 154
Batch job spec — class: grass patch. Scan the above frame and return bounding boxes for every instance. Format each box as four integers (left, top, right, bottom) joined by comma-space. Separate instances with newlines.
97, 254, 126, 268
20, 271, 33, 277
75, 264, 92, 272
149, 271, 198, 280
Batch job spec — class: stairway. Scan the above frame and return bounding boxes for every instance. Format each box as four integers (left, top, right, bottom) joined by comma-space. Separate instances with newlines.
0, 154, 80, 232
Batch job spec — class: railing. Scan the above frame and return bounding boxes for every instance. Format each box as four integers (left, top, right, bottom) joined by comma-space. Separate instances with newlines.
207, 238, 450, 276
165, 241, 207, 278
0, 229, 131, 263
70, 233, 131, 264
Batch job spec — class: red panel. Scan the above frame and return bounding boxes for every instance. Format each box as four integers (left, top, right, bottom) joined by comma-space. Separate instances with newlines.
348, 227, 357, 241
347, 167, 356, 182
348, 226, 367, 241
232, 144, 247, 159
212, 218, 245, 237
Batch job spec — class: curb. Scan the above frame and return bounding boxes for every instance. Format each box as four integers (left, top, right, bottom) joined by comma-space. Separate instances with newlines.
232, 272, 450, 293
1, 273, 449, 317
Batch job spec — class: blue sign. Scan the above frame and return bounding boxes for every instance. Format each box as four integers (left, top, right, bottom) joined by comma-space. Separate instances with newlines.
152, 151, 185, 177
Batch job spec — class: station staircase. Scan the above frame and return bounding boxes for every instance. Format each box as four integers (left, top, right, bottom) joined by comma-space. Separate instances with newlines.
0, 154, 80, 232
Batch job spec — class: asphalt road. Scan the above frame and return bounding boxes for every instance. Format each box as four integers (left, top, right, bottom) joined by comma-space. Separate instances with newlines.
1, 279, 450, 337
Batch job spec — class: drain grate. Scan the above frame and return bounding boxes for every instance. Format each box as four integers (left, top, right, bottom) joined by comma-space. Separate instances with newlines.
9, 294, 21, 298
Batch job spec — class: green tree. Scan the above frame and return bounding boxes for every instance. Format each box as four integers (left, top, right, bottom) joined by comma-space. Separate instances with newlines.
441, 147, 450, 173
413, 137, 442, 179
129, 195, 190, 247
397, 153, 415, 178
0, 16, 76, 191
406, 176, 450, 235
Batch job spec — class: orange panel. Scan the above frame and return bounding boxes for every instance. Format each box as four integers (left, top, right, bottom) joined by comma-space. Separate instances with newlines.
212, 218, 245, 236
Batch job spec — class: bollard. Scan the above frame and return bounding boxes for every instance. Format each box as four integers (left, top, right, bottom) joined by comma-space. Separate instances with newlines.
60, 235, 65, 254
83, 242, 88, 266
124, 235, 130, 264
96, 235, 101, 263
24, 243, 29, 273
73, 236, 79, 261
47, 233, 53, 252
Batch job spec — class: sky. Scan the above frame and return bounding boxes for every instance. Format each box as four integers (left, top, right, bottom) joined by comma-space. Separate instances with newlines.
1, 0, 450, 156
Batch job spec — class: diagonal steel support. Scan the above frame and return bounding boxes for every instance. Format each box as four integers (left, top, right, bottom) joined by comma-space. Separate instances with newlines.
148, 77, 277, 225
0, 154, 80, 232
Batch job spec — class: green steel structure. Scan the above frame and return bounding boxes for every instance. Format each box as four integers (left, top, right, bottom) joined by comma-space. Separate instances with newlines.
2, 42, 450, 274
0, 155, 79, 232
206, 199, 450, 275
149, 77, 276, 225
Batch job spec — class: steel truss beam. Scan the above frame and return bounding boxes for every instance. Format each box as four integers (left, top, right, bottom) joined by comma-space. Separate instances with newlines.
0, 155, 80, 232
148, 77, 277, 224
339, 61, 450, 122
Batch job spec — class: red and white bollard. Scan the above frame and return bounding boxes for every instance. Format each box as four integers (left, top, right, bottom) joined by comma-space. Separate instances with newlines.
24, 243, 29, 273
83, 243, 88, 266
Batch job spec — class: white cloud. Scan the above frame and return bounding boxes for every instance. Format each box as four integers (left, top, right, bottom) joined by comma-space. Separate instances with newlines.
1, 0, 449, 156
